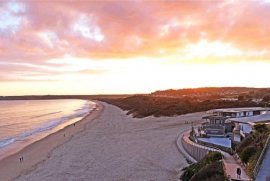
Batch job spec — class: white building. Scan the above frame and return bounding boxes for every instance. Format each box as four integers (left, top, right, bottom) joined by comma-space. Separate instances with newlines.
227, 113, 270, 142
202, 107, 270, 139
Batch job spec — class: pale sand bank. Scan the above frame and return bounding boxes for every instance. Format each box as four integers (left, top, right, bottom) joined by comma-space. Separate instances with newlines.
13, 102, 204, 181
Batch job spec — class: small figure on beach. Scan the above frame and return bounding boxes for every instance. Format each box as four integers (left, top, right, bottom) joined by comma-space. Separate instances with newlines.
64, 133, 65, 137
236, 167, 241, 179
19, 156, 24, 163
73, 123, 75, 127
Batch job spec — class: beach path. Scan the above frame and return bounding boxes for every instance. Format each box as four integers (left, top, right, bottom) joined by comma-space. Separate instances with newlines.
16, 102, 203, 181
223, 153, 251, 181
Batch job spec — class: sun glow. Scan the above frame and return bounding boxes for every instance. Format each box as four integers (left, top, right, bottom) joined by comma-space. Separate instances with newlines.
1, 54, 270, 96
182, 40, 242, 58
1, 1, 270, 95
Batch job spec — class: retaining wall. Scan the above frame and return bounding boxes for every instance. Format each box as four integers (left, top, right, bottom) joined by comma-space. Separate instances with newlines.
181, 133, 211, 161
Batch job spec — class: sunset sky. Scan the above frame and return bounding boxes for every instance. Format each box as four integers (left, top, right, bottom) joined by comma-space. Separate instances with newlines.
1, 0, 270, 95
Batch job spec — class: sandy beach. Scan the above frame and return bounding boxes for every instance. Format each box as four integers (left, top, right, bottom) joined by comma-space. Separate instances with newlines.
1, 102, 204, 181
0, 101, 103, 181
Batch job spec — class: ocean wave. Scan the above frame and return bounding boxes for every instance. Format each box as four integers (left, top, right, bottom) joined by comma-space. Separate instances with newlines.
0, 101, 94, 149
30, 111, 62, 119
0, 138, 16, 148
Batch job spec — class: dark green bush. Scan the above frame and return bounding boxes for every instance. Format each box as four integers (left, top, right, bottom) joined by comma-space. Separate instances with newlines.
240, 146, 257, 164
203, 151, 223, 164
254, 124, 268, 133
236, 135, 253, 153
190, 161, 226, 181
181, 163, 201, 181
180, 152, 223, 181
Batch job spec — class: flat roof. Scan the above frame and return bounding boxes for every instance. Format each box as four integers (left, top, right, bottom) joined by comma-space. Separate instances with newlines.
202, 115, 228, 120
210, 107, 270, 113
227, 113, 270, 124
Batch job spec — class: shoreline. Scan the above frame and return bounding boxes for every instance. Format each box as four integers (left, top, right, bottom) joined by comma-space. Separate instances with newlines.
0, 100, 104, 181
16, 103, 204, 181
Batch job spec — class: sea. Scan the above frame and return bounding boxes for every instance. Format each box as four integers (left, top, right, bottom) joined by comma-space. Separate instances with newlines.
0, 99, 95, 152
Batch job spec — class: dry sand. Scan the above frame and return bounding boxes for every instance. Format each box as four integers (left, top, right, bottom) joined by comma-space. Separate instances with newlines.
0, 102, 103, 181
13, 102, 204, 181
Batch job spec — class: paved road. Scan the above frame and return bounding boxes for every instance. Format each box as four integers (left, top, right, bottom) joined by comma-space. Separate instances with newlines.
256, 141, 270, 181
223, 154, 251, 181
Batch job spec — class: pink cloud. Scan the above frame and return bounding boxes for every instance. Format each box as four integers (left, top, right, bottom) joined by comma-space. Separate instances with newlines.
0, 0, 270, 68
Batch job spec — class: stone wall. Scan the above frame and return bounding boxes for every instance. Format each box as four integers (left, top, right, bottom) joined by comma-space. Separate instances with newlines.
181, 134, 209, 161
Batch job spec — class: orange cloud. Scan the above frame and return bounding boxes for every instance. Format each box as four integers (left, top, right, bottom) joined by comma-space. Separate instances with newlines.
1, 0, 270, 77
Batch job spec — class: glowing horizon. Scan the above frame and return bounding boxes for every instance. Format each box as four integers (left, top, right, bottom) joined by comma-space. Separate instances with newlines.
1, 1, 270, 96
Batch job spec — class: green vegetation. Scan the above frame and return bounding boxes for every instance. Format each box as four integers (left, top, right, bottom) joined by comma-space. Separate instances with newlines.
240, 146, 257, 164
236, 124, 270, 177
98, 87, 270, 118
180, 152, 226, 181
152, 87, 270, 99
100, 95, 265, 118
190, 161, 225, 181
